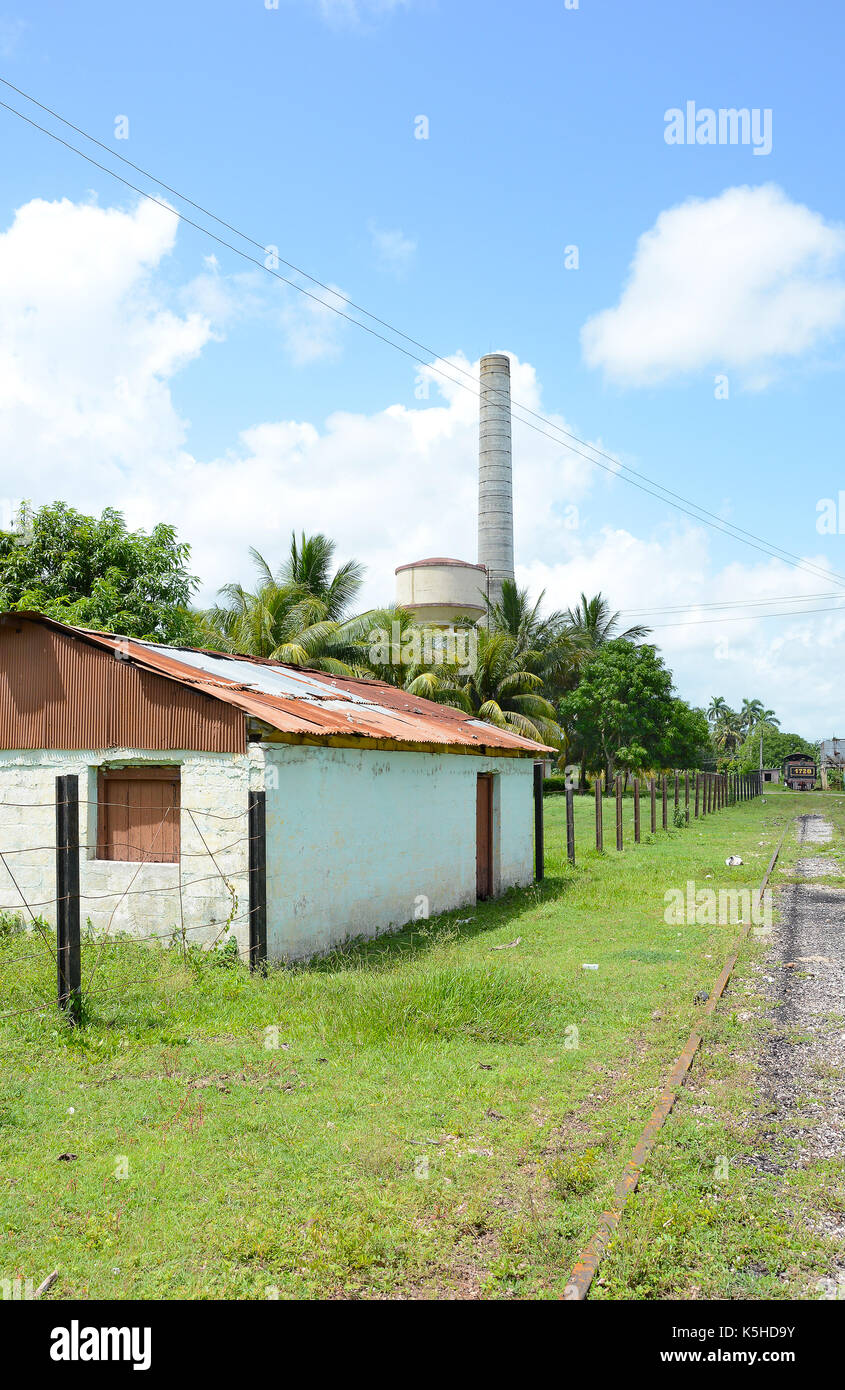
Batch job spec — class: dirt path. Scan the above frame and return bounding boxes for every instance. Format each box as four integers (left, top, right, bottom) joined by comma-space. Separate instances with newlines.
747, 812, 845, 1289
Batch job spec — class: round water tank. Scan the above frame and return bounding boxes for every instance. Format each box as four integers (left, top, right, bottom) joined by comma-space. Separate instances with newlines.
395, 557, 487, 626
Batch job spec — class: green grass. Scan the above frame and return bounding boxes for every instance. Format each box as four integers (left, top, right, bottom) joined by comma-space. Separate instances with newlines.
595, 790, 845, 1301
0, 792, 797, 1300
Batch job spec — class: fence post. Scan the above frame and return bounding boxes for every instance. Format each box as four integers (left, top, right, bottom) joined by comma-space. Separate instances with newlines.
615, 774, 623, 851
684, 770, 690, 824
56, 774, 81, 1020
662, 775, 668, 830
594, 775, 603, 852
674, 772, 679, 817
650, 776, 656, 833
248, 789, 267, 971
565, 785, 575, 866
633, 777, 641, 843
695, 773, 700, 818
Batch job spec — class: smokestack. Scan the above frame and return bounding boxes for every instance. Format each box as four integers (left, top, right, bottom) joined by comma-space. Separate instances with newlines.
477, 353, 514, 610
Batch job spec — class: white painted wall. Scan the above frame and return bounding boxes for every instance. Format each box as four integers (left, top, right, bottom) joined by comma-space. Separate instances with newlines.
0, 742, 536, 964
262, 744, 534, 961
0, 748, 253, 955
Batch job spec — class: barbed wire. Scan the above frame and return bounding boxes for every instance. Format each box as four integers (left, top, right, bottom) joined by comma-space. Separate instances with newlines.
0, 797, 251, 820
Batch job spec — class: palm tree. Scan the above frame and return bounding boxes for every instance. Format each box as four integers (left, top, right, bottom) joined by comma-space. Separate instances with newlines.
200, 534, 365, 674
486, 579, 585, 699
707, 695, 730, 724
274, 532, 364, 622
739, 698, 766, 737
436, 628, 560, 746
565, 592, 650, 650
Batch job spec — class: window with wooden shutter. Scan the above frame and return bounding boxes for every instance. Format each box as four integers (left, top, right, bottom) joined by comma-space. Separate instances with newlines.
97, 767, 181, 863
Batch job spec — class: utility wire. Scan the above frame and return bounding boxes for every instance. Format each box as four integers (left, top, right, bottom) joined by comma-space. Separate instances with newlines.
1, 80, 843, 591
649, 601, 845, 629
1, 73, 834, 591
619, 588, 844, 617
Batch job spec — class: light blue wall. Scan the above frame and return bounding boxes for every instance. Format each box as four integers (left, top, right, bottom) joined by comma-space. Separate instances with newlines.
262, 744, 535, 961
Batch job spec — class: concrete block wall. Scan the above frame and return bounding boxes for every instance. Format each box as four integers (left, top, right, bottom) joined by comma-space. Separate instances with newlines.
262, 743, 534, 961
0, 748, 252, 955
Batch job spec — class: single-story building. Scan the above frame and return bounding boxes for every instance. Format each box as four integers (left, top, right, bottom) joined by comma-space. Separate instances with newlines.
0, 613, 550, 962
761, 767, 780, 784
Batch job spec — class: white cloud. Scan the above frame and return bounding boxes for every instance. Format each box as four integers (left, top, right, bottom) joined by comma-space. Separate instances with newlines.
581, 185, 845, 386
278, 281, 350, 363
299, 0, 411, 24
0, 17, 25, 58
522, 530, 845, 737
369, 221, 417, 275
0, 193, 841, 737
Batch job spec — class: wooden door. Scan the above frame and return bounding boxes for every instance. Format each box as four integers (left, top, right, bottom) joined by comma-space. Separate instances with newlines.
476, 774, 493, 900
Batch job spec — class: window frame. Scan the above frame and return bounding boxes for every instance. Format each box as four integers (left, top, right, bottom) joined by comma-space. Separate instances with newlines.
96, 765, 182, 864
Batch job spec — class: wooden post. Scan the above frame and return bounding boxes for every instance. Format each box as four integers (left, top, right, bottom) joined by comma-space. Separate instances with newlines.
248, 789, 267, 971
650, 776, 656, 833
594, 775, 603, 852
684, 770, 690, 824
674, 772, 679, 816
633, 777, 641, 843
56, 774, 81, 1020
615, 774, 623, 851
565, 785, 575, 866
662, 775, 668, 830
695, 773, 700, 818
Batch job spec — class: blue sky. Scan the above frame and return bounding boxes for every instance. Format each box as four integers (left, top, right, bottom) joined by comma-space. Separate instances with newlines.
1, 0, 844, 735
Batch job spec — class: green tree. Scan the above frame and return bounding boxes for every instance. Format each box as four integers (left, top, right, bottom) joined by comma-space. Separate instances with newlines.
559, 640, 673, 787
0, 501, 200, 643
201, 534, 365, 672
661, 699, 713, 769
735, 727, 817, 772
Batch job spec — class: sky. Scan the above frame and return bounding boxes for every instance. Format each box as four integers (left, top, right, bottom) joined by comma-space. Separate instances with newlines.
0, 0, 844, 738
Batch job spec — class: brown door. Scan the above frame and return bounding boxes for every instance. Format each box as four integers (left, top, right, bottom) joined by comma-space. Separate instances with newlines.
476, 774, 493, 900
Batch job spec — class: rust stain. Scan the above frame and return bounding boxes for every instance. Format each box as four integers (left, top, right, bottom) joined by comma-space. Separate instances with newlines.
1, 613, 553, 756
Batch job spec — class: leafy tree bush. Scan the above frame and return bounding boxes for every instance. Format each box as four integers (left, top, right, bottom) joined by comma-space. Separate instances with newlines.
0, 502, 200, 643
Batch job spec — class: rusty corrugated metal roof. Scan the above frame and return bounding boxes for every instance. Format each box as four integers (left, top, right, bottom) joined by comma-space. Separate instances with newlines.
3, 613, 554, 756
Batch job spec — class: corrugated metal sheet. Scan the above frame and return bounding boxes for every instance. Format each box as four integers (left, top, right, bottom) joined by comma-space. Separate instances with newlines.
0, 617, 245, 753
1, 613, 553, 756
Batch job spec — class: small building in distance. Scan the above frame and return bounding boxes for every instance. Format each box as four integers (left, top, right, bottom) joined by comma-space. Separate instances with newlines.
819, 738, 845, 789
761, 767, 780, 784
782, 753, 817, 791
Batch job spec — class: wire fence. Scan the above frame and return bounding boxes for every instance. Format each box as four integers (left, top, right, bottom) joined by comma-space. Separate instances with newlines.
534, 769, 763, 876
0, 774, 267, 1024
2, 770, 763, 1026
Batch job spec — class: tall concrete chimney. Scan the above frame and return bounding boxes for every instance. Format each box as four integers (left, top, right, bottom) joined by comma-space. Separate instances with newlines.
477, 352, 514, 609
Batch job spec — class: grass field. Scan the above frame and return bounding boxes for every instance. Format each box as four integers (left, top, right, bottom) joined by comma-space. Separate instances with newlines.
0, 788, 831, 1300
595, 790, 845, 1301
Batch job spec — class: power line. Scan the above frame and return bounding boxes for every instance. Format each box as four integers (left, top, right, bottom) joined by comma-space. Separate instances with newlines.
648, 602, 845, 630
619, 588, 844, 617
1, 80, 843, 592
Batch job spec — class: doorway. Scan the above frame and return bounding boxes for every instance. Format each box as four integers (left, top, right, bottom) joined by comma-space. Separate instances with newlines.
476, 773, 494, 900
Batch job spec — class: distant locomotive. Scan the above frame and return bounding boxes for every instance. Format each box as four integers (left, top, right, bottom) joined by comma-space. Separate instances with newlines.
782, 753, 817, 791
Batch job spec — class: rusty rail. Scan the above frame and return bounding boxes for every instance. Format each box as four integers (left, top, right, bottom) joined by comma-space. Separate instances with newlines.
562, 816, 791, 1300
